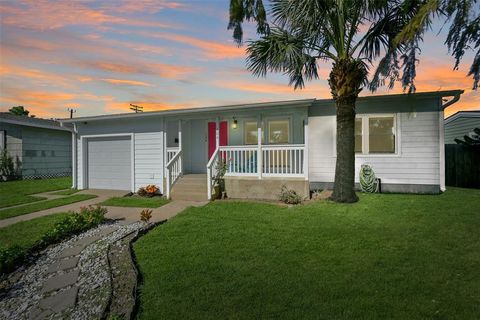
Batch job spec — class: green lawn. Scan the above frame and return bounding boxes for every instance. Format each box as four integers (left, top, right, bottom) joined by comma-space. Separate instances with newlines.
0, 194, 97, 220
134, 188, 480, 319
50, 188, 79, 196
0, 213, 68, 251
99, 196, 169, 208
0, 177, 72, 208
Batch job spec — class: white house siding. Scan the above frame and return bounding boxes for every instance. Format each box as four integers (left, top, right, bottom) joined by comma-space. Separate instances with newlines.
134, 132, 164, 192
444, 117, 480, 144
308, 111, 441, 192
74, 117, 165, 193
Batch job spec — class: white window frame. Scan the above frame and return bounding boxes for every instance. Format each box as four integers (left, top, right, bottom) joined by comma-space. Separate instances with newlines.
266, 117, 291, 145
244, 119, 260, 145
333, 113, 401, 157
357, 113, 399, 156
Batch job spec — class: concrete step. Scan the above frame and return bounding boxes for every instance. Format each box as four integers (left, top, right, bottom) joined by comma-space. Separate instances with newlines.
170, 174, 208, 201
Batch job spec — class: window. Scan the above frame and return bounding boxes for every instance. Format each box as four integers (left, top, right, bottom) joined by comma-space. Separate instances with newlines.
368, 117, 395, 153
268, 119, 289, 144
355, 118, 363, 153
244, 121, 259, 145
353, 115, 396, 154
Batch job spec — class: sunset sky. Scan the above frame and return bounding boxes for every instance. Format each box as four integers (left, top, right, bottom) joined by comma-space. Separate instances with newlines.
0, 0, 478, 119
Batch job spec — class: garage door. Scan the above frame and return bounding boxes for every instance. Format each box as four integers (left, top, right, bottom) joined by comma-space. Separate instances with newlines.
87, 136, 131, 190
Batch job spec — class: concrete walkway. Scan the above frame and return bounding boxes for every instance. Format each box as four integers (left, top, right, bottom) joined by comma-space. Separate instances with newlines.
0, 189, 207, 228
0, 189, 126, 228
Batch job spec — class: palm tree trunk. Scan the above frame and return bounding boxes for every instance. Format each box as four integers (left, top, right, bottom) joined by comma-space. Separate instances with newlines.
328, 58, 366, 203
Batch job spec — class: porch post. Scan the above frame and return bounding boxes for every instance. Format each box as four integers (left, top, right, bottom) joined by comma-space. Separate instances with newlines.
257, 115, 262, 179
163, 118, 167, 193
178, 119, 182, 175
215, 117, 220, 149
303, 117, 309, 180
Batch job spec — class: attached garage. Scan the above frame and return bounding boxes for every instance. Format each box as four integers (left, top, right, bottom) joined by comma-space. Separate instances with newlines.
85, 135, 132, 191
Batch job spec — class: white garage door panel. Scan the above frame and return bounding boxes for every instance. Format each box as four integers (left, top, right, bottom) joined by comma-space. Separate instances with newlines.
87, 136, 131, 190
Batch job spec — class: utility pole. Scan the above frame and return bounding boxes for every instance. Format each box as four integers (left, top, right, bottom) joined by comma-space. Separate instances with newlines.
129, 104, 143, 113
67, 107, 76, 119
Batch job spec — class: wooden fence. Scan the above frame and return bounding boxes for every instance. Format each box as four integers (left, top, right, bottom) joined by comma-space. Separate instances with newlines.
445, 144, 480, 188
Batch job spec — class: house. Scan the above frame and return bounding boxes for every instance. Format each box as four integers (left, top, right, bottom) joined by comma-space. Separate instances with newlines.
444, 110, 480, 144
0, 113, 72, 179
60, 90, 463, 200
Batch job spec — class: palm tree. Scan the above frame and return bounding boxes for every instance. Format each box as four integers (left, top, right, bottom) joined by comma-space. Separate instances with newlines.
227, 0, 479, 203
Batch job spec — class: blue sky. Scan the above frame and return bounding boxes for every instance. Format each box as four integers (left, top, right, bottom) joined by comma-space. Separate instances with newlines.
0, 0, 478, 118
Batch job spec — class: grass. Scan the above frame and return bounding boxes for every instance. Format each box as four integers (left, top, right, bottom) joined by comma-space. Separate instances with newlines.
0, 177, 72, 208
50, 188, 79, 196
134, 188, 480, 319
0, 194, 97, 220
0, 213, 69, 251
100, 196, 169, 208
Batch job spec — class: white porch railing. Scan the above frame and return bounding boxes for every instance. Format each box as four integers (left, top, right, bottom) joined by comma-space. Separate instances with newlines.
166, 150, 182, 199
219, 145, 259, 176
262, 144, 305, 177
166, 147, 179, 163
206, 144, 306, 199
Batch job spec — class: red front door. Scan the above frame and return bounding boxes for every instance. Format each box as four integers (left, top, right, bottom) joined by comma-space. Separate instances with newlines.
208, 121, 228, 159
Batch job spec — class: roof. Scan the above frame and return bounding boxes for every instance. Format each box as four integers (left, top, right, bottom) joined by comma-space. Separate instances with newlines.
0, 112, 72, 131
60, 89, 464, 123
444, 110, 480, 125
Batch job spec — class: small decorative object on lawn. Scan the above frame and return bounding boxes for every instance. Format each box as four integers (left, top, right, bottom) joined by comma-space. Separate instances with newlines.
359, 164, 379, 193
140, 209, 153, 222
279, 185, 302, 204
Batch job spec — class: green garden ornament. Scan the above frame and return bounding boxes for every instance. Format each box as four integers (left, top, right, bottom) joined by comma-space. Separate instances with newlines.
359, 164, 379, 193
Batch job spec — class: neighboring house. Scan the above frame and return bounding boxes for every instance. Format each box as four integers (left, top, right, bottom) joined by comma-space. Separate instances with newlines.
60, 90, 462, 200
444, 110, 480, 144
0, 113, 72, 179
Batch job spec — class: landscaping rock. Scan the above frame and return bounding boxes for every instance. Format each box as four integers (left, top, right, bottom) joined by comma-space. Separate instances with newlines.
46, 256, 79, 274
0, 221, 147, 320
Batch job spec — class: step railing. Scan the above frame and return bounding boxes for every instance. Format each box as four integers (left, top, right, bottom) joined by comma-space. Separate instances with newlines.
166, 150, 182, 199
206, 147, 219, 200
166, 147, 179, 163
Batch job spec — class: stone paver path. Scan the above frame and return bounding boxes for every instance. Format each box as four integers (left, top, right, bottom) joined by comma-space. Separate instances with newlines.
0, 199, 207, 320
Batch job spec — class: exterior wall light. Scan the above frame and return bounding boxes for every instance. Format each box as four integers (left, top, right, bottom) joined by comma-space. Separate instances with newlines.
233, 118, 238, 129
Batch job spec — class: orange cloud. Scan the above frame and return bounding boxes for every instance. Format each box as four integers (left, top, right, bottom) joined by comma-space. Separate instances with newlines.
100, 78, 152, 87
138, 31, 245, 60
0, 0, 176, 31
214, 80, 331, 97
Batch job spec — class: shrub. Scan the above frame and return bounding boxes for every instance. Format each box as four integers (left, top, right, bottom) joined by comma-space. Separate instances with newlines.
137, 185, 159, 197
0, 246, 26, 275
279, 185, 303, 204
41, 205, 107, 244
0, 149, 21, 181
137, 187, 147, 197
145, 185, 159, 197
140, 209, 153, 222
0, 206, 107, 275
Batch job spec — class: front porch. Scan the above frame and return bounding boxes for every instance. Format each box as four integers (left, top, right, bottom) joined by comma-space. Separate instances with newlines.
163, 107, 309, 200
